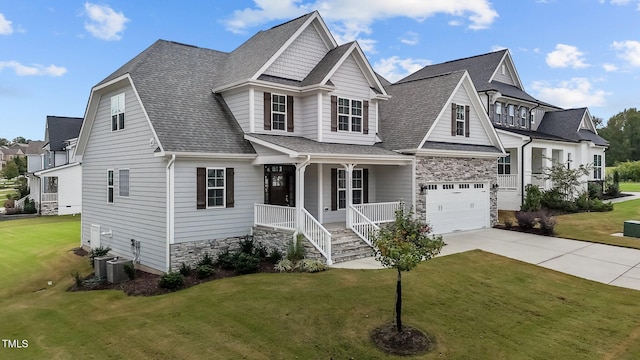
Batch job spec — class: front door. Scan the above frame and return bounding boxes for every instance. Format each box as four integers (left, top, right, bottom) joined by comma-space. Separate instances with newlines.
264, 165, 296, 207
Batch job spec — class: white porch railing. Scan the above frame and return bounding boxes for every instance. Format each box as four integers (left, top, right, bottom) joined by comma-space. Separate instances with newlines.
352, 201, 403, 224
348, 205, 379, 247
497, 174, 518, 189
300, 208, 332, 265
14, 195, 28, 210
254, 204, 295, 230
41, 192, 58, 203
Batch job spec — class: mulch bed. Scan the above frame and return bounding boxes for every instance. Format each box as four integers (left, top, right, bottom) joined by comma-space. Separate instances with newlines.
493, 224, 552, 236
68, 248, 278, 296
370, 323, 435, 356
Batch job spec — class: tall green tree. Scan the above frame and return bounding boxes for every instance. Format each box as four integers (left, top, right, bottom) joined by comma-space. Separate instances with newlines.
1, 161, 19, 179
11, 156, 27, 175
0, 138, 9, 146
11, 136, 27, 144
372, 208, 445, 333
599, 108, 640, 166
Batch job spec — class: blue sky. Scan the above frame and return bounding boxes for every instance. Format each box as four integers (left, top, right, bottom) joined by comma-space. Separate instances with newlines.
1, 0, 640, 141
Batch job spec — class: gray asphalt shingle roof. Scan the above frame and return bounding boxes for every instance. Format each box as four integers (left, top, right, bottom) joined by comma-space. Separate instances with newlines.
247, 134, 407, 157
46, 116, 83, 151
537, 108, 609, 146
301, 42, 352, 86
378, 71, 466, 150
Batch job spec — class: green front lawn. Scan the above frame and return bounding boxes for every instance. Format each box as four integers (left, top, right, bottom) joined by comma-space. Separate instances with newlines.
2, 216, 640, 359
620, 182, 640, 192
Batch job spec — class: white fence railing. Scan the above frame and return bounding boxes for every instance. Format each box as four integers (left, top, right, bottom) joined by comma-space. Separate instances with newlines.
300, 208, 332, 265
348, 205, 379, 247
14, 195, 28, 210
41, 192, 58, 203
254, 204, 295, 230
497, 174, 518, 189
353, 201, 402, 224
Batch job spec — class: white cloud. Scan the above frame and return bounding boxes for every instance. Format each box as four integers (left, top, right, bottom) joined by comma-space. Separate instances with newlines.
83, 2, 129, 41
531, 78, 609, 108
399, 31, 419, 46
223, 0, 498, 52
373, 56, 431, 82
612, 40, 640, 67
0, 13, 13, 35
0, 61, 67, 76
603, 63, 618, 72
604, 0, 640, 9
546, 44, 589, 69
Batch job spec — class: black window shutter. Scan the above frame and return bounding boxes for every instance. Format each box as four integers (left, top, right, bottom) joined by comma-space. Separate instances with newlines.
363, 100, 369, 134
264, 92, 271, 130
226, 168, 234, 208
451, 103, 457, 136
465, 105, 470, 137
331, 95, 338, 132
331, 168, 337, 211
363, 169, 369, 203
287, 95, 294, 132
197, 167, 206, 209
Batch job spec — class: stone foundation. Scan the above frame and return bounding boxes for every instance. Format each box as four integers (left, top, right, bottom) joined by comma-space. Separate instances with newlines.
40, 201, 58, 216
415, 156, 498, 226
170, 236, 245, 271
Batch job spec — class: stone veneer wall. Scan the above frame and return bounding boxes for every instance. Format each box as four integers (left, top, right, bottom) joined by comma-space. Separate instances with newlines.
169, 226, 321, 271
40, 201, 58, 216
415, 156, 498, 226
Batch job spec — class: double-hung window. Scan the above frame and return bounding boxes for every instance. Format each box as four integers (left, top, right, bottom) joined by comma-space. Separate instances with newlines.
593, 154, 602, 180
119, 169, 130, 197
111, 93, 125, 131
107, 170, 114, 203
456, 104, 465, 136
271, 94, 286, 131
207, 168, 225, 208
337, 169, 364, 209
498, 155, 511, 174
507, 105, 515, 126
337, 98, 363, 133
494, 102, 502, 124
520, 107, 527, 127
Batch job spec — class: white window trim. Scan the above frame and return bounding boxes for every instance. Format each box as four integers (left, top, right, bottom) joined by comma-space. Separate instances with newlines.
337, 168, 363, 209
118, 169, 130, 197
271, 93, 287, 132
455, 104, 465, 136
508, 104, 515, 126
498, 155, 511, 175
337, 97, 363, 133
111, 93, 125, 132
207, 167, 226, 209
593, 154, 603, 180
107, 169, 114, 204
519, 107, 527, 127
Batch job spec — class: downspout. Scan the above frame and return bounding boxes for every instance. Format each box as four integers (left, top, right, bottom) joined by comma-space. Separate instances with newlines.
521, 137, 533, 205
482, 90, 492, 116
165, 154, 176, 272
529, 103, 541, 131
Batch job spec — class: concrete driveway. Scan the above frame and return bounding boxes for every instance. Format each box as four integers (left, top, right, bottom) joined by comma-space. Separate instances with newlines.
333, 228, 640, 291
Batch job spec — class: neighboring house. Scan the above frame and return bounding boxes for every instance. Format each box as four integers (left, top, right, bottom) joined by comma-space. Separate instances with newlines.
75, 11, 504, 274
0, 144, 25, 172
29, 116, 83, 215
400, 50, 608, 210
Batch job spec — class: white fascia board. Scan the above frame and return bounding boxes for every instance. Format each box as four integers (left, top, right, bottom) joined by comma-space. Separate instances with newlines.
529, 138, 579, 147
35, 162, 81, 176
351, 43, 388, 96
460, 73, 506, 153
155, 152, 256, 160
415, 149, 505, 159
244, 135, 299, 157
215, 80, 335, 95
496, 128, 531, 142
417, 75, 464, 149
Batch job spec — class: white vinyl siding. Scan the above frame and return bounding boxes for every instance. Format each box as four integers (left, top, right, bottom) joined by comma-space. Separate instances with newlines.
255, 91, 301, 137
173, 159, 263, 243
264, 25, 330, 81
298, 94, 318, 140
223, 90, 250, 132
374, 164, 412, 206
304, 163, 320, 218
493, 61, 516, 86
81, 84, 167, 272
427, 86, 492, 145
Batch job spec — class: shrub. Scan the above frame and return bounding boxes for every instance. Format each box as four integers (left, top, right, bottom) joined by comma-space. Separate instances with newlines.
504, 220, 513, 229
274, 259, 293, 272
123, 263, 136, 280
71, 272, 83, 287
295, 259, 327, 273
239, 236, 255, 255
287, 234, 306, 262
158, 272, 184, 291
537, 212, 556, 235
88, 245, 112, 266
3, 198, 15, 209
521, 184, 542, 212
23, 198, 36, 214
591, 198, 614, 212
179, 262, 191, 276
215, 249, 238, 270
196, 264, 215, 279
197, 253, 214, 267
234, 253, 260, 274
515, 211, 537, 230
576, 192, 591, 211
254, 242, 268, 260
266, 248, 283, 264
588, 182, 602, 199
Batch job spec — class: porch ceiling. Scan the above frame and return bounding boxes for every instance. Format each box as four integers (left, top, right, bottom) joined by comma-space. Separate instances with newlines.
245, 134, 413, 165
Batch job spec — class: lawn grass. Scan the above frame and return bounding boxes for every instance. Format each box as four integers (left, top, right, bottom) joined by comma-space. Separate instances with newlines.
2, 217, 640, 359
0, 187, 17, 201
620, 182, 640, 192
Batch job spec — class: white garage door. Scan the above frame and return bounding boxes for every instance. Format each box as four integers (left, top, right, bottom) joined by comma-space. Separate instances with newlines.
424, 182, 489, 234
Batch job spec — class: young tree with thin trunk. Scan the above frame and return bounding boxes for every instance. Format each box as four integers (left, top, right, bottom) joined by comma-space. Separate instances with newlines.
372, 207, 445, 333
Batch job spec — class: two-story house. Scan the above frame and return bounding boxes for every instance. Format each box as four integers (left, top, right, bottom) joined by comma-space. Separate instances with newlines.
400, 50, 608, 210
75, 11, 504, 273
28, 116, 84, 215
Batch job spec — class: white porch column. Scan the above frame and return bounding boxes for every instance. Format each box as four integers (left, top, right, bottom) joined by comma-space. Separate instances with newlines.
541, 148, 552, 190
522, 144, 533, 195
295, 160, 310, 231
342, 163, 355, 227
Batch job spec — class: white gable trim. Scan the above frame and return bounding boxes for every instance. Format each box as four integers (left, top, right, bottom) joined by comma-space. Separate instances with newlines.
488, 50, 524, 90
76, 74, 163, 157
417, 72, 505, 153
252, 13, 336, 82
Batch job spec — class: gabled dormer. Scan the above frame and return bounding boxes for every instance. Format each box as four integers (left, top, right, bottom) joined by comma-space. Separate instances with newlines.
488, 50, 524, 89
